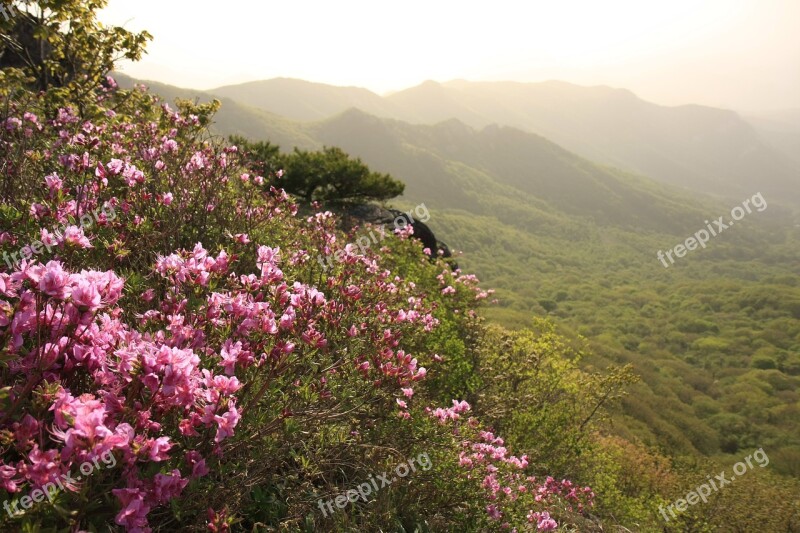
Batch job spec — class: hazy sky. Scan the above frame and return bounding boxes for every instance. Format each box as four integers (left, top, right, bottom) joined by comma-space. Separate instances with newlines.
99, 0, 800, 111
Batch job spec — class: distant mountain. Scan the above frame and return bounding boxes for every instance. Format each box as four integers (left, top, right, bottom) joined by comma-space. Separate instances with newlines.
744, 109, 800, 167
211, 78, 396, 122
206, 77, 800, 205
114, 74, 785, 234
113, 73, 318, 150
308, 109, 713, 234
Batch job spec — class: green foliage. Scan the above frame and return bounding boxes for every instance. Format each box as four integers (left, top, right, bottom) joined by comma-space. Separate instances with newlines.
461, 321, 638, 475
0, 0, 151, 113
229, 134, 280, 177
281, 146, 405, 203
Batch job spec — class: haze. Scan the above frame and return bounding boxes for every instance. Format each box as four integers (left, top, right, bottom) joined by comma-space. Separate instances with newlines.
99, 0, 800, 111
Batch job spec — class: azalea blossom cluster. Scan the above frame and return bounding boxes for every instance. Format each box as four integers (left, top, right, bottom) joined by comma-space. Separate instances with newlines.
432, 401, 594, 531
0, 85, 446, 530
0, 235, 446, 530
0, 259, 229, 529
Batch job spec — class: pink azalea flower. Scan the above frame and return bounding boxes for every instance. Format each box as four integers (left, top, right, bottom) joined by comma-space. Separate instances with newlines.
487, 504, 502, 520
146, 436, 172, 462
0, 463, 21, 493
62, 225, 92, 248
219, 339, 242, 375
185, 451, 209, 479
214, 403, 240, 443
152, 470, 188, 504
113, 488, 151, 530
39, 261, 70, 299
71, 279, 102, 310
44, 173, 63, 193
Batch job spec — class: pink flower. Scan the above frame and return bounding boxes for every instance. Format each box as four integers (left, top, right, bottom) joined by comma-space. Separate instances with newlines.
160, 192, 174, 205
113, 488, 151, 530
0, 463, 21, 493
152, 470, 188, 504
39, 261, 70, 299
44, 173, 63, 193
62, 226, 92, 248
528, 511, 558, 531
29, 203, 47, 220
487, 504, 502, 520
214, 403, 240, 443
219, 339, 243, 376
185, 451, 209, 479
162, 139, 178, 153
71, 279, 102, 310
279, 307, 295, 330
4, 117, 22, 131
179, 418, 200, 437
107, 158, 125, 175
25, 446, 61, 488
256, 246, 280, 267
147, 436, 172, 462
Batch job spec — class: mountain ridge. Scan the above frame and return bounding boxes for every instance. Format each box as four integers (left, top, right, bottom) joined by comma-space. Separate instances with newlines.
206, 76, 799, 205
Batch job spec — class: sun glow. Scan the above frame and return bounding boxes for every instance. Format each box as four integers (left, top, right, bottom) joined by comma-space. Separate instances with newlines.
99, 0, 799, 110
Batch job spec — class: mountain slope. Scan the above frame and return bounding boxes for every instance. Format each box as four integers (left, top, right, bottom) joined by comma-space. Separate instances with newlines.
387, 80, 800, 205
745, 109, 800, 167
207, 77, 800, 205
302, 108, 799, 468
211, 78, 396, 121
310, 109, 714, 233
113, 73, 319, 150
